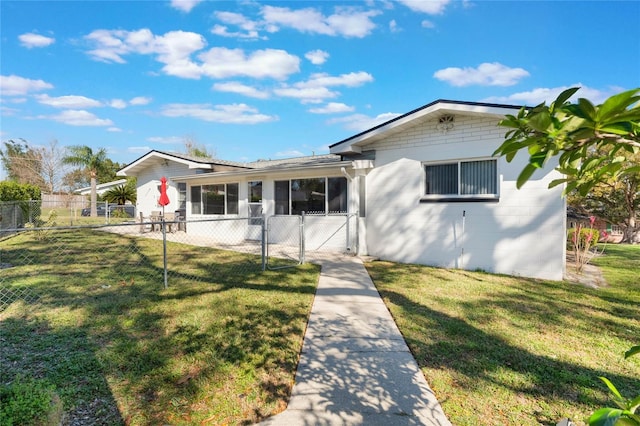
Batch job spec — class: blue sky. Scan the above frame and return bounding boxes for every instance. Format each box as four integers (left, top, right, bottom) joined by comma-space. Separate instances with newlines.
1, 0, 639, 173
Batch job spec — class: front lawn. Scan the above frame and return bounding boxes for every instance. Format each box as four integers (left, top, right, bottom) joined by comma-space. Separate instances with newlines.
366, 244, 640, 426
0, 229, 319, 425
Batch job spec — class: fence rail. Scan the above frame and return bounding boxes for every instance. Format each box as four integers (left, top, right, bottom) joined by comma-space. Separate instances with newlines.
0, 213, 357, 310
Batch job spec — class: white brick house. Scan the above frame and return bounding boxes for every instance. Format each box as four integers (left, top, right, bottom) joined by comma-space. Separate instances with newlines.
118, 99, 566, 280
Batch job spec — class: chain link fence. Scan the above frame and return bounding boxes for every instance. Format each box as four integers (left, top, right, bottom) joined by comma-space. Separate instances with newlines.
0, 213, 357, 310
0, 199, 137, 238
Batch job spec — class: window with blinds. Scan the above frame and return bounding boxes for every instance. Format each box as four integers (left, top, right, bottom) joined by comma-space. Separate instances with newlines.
423, 159, 498, 199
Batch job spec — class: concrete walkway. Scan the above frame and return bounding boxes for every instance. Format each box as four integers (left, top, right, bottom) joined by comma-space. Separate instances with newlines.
259, 255, 451, 426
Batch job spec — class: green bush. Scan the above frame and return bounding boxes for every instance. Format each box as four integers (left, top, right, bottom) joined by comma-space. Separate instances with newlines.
567, 227, 600, 248
0, 376, 59, 426
0, 181, 41, 202
110, 207, 130, 218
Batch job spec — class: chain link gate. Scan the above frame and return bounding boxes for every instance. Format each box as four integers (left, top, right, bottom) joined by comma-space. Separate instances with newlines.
265, 215, 303, 270
264, 213, 358, 270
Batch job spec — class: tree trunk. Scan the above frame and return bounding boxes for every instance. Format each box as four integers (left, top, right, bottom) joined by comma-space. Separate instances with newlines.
621, 212, 639, 243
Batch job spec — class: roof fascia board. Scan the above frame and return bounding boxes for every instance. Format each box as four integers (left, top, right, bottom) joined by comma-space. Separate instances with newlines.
117, 150, 213, 176
330, 100, 522, 153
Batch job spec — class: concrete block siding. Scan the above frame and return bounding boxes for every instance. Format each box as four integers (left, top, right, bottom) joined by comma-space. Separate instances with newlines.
362, 114, 565, 280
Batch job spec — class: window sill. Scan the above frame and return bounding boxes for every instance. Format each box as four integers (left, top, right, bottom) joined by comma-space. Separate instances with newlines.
419, 196, 499, 203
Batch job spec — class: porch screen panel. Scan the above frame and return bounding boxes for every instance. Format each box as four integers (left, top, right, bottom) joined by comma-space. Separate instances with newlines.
461, 160, 496, 195
203, 184, 225, 215
291, 178, 325, 215
328, 177, 347, 213
249, 181, 262, 203
227, 183, 239, 214
178, 183, 187, 211
275, 180, 290, 215
425, 163, 458, 195
191, 186, 202, 214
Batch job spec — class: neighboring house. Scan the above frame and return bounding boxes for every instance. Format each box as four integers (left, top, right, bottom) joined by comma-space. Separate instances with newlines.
567, 207, 623, 243
75, 179, 129, 196
117, 99, 567, 280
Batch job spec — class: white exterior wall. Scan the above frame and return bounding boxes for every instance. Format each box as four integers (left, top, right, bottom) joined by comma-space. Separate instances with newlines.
363, 114, 566, 280
182, 169, 356, 253
136, 162, 194, 217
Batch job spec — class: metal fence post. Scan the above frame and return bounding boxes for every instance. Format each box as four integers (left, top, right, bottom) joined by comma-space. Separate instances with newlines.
261, 214, 267, 271
346, 214, 350, 253
300, 212, 305, 264
162, 217, 168, 289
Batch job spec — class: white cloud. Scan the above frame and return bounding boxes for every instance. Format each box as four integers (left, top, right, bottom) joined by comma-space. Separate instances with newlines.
84, 28, 206, 78
42, 110, 114, 126
198, 48, 300, 80
308, 102, 355, 114
481, 84, 620, 106
211, 25, 261, 39
421, 20, 435, 29
109, 99, 127, 109
433, 62, 530, 87
147, 136, 183, 144
328, 112, 401, 131
389, 19, 400, 32
325, 7, 381, 38
35, 94, 102, 109
1, 106, 20, 116
84, 29, 303, 81
273, 86, 339, 103
3, 97, 27, 104
213, 81, 270, 99
107, 127, 122, 132
275, 150, 305, 157
305, 49, 329, 65
212, 11, 262, 39
274, 71, 374, 103
170, 0, 203, 13
128, 146, 152, 153
18, 33, 55, 48
161, 103, 278, 124
148, 30, 208, 79
261, 5, 380, 38
303, 71, 374, 88
396, 0, 450, 14
129, 96, 152, 105
0, 74, 53, 96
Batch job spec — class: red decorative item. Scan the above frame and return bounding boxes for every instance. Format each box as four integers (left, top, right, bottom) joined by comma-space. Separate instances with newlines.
159, 176, 170, 207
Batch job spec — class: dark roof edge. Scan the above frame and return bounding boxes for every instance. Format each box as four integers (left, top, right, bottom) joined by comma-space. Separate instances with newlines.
329, 99, 525, 149
120, 149, 251, 170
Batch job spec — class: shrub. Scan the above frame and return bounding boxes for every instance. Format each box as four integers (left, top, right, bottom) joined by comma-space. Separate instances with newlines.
588, 345, 640, 425
0, 376, 60, 426
567, 227, 601, 248
567, 216, 604, 273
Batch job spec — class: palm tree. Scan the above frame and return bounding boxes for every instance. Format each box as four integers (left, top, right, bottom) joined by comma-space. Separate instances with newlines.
103, 181, 137, 205
63, 146, 108, 217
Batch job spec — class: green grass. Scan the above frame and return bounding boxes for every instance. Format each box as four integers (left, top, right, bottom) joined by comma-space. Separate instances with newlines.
366, 244, 640, 426
40, 207, 135, 226
0, 229, 319, 425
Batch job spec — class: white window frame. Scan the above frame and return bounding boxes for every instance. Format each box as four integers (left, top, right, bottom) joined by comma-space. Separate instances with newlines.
190, 182, 239, 216
421, 157, 499, 201
275, 176, 348, 216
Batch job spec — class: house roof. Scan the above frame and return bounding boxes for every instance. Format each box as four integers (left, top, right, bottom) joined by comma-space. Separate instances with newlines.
75, 178, 128, 195
117, 99, 525, 178
117, 150, 251, 176
329, 99, 523, 155
117, 148, 347, 180
170, 154, 350, 182
245, 154, 342, 169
